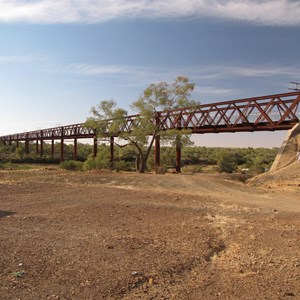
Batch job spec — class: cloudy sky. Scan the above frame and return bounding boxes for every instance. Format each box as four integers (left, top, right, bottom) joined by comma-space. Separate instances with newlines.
0, 0, 299, 147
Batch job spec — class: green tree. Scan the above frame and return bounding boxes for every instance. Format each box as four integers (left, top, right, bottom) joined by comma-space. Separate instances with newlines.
218, 152, 238, 173
86, 76, 197, 173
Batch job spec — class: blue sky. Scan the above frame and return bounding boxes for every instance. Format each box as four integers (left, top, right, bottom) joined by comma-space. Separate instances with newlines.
0, 0, 299, 147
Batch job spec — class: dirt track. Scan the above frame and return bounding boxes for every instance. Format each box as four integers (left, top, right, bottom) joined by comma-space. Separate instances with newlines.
0, 169, 299, 299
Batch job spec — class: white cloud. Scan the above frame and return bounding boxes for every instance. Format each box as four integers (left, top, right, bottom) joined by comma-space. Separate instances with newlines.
55, 62, 300, 99
60, 62, 300, 80
0, 55, 46, 63
188, 65, 300, 81
64, 63, 129, 75
0, 0, 299, 26
196, 86, 235, 95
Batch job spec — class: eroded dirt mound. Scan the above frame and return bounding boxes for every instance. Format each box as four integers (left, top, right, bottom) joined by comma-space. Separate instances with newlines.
271, 123, 300, 171
250, 123, 300, 191
248, 161, 300, 191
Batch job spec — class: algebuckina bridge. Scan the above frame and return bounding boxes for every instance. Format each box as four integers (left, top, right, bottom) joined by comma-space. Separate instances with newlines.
1, 91, 300, 172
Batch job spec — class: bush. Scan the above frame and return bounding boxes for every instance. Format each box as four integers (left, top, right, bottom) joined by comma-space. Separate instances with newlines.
218, 153, 238, 173
182, 165, 203, 174
113, 160, 134, 172
83, 157, 97, 171
59, 160, 84, 171
155, 166, 167, 174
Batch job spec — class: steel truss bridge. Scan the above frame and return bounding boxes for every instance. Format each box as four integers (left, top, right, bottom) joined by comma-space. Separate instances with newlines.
1, 91, 300, 172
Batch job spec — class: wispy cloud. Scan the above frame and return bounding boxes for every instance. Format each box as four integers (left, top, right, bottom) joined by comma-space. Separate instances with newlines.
0, 55, 47, 63
0, 0, 299, 26
63, 63, 137, 76
63, 62, 300, 79
56, 61, 300, 97
8, 55, 297, 83
57, 62, 163, 83
196, 86, 235, 96
188, 65, 300, 81
61, 63, 143, 76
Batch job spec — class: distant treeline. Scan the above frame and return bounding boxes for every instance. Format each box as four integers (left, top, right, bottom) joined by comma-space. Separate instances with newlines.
0, 141, 278, 175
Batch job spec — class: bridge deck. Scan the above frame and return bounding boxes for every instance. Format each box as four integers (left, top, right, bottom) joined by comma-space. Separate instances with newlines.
0, 92, 299, 142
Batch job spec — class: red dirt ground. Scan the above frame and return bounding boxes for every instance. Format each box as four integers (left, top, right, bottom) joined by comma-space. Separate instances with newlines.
0, 168, 299, 299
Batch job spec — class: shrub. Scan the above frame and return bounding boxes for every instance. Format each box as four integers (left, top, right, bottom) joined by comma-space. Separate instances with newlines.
218, 153, 238, 173
113, 160, 134, 172
59, 160, 83, 171
155, 166, 167, 174
83, 157, 97, 171
182, 165, 203, 174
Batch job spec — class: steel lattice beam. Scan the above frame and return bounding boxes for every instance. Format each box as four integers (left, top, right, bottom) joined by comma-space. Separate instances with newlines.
0, 92, 299, 143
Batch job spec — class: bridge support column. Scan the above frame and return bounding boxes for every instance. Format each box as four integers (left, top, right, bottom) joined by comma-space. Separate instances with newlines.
110, 137, 114, 169
93, 138, 98, 158
155, 135, 160, 170
51, 139, 55, 159
60, 139, 64, 162
25, 140, 29, 155
176, 136, 181, 173
60, 127, 64, 162
40, 131, 43, 157
36, 140, 39, 155
74, 138, 78, 160
40, 140, 43, 157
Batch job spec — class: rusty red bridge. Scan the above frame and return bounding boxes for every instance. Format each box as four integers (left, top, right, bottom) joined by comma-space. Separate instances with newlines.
1, 91, 300, 171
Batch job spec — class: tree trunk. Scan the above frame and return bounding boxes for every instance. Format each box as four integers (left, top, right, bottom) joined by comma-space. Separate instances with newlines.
135, 153, 141, 172
139, 156, 147, 173
138, 134, 156, 173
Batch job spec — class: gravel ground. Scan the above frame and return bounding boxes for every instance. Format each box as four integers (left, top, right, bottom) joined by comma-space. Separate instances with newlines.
0, 169, 299, 299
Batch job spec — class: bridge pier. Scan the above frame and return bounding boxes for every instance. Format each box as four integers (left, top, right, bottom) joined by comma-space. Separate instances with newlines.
60, 127, 64, 162
155, 135, 160, 169
60, 139, 64, 162
35, 139, 44, 157
51, 139, 55, 159
36, 140, 39, 155
176, 137, 181, 173
40, 131, 43, 157
25, 140, 29, 155
110, 137, 114, 168
74, 138, 78, 160
93, 138, 98, 157
40, 140, 43, 157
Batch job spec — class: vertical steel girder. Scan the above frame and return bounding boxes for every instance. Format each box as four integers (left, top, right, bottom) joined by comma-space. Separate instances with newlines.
110, 137, 114, 169
51, 139, 55, 159
60, 127, 64, 162
36, 140, 39, 155
155, 136, 160, 168
40, 131, 43, 157
25, 132, 30, 155
74, 138, 78, 160
176, 137, 181, 173
93, 138, 98, 157
40, 140, 43, 157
